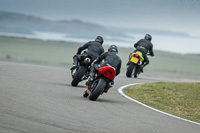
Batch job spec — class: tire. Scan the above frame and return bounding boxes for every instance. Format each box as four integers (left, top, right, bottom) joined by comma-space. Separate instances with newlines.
134, 73, 138, 78
71, 66, 87, 87
126, 63, 136, 78
89, 79, 106, 101
134, 67, 140, 78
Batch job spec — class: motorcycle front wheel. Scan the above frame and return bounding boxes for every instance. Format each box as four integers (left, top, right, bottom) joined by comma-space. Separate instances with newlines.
89, 78, 106, 101
71, 66, 87, 87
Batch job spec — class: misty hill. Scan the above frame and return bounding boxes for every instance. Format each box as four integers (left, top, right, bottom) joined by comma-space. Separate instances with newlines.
0, 11, 191, 39
0, 11, 126, 38
0, 11, 103, 33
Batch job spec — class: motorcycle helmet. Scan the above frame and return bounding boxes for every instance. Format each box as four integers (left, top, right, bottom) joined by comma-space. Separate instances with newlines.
108, 45, 118, 53
95, 36, 104, 44
144, 34, 152, 41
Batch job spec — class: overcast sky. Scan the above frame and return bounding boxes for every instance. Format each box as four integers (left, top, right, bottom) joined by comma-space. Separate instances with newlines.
1, 0, 200, 54
1, 0, 200, 37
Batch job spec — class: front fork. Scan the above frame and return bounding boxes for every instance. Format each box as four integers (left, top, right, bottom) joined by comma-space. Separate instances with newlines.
73, 55, 78, 66
71, 67, 77, 78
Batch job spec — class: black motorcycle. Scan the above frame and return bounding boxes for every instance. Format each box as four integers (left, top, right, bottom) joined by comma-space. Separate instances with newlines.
71, 54, 92, 86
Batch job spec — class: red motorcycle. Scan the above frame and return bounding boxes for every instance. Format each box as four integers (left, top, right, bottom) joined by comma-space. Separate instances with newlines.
83, 66, 116, 101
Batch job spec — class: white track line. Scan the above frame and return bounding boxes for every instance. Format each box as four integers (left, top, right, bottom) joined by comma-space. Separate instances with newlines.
118, 83, 200, 126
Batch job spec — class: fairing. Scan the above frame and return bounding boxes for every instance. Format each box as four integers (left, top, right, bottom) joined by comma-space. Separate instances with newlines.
97, 66, 116, 80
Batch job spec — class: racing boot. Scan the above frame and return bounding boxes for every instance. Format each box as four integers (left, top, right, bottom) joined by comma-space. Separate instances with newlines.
85, 66, 96, 85
140, 63, 147, 73
140, 66, 144, 73
83, 90, 89, 98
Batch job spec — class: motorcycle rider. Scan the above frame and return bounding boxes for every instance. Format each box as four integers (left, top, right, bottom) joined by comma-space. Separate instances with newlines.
129, 34, 154, 73
86, 45, 122, 85
71, 36, 104, 70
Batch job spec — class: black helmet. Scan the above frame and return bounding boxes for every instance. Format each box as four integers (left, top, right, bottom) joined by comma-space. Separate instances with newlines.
108, 45, 118, 53
144, 34, 152, 41
95, 36, 104, 44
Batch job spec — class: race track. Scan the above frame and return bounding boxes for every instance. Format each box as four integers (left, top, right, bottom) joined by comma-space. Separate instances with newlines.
0, 61, 199, 133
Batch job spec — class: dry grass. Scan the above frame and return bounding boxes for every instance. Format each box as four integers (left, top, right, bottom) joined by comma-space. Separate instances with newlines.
125, 82, 200, 123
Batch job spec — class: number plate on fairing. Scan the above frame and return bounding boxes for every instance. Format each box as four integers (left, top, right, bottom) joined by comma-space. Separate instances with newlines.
130, 57, 139, 64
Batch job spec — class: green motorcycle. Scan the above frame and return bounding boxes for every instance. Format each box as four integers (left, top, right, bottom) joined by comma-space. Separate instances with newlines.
126, 51, 144, 78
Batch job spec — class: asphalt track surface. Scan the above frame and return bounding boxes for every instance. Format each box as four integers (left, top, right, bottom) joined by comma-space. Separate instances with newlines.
0, 61, 199, 133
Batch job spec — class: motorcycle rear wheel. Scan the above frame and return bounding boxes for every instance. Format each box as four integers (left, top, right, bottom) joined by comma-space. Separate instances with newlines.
134, 72, 139, 78
71, 66, 87, 87
126, 63, 136, 78
89, 78, 106, 101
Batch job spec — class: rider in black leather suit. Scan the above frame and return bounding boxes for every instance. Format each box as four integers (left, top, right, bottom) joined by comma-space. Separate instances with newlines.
132, 34, 154, 72
71, 36, 104, 70
86, 45, 121, 84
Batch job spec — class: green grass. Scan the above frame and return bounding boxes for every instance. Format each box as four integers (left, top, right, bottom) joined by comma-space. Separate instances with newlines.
125, 82, 200, 123
147, 51, 200, 78
0, 36, 79, 67
0, 35, 200, 80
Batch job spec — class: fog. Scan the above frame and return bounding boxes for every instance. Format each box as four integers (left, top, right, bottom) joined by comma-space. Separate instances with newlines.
0, 0, 200, 54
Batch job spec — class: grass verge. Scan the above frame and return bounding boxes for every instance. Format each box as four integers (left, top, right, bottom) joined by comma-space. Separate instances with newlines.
1, 36, 200, 81
124, 82, 200, 123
